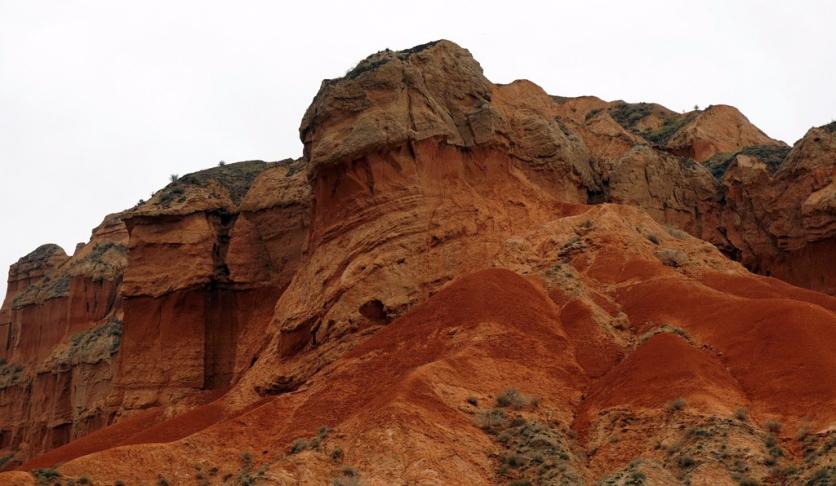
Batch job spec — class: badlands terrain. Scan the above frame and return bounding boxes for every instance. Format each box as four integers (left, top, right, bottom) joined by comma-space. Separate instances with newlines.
0, 40, 834, 485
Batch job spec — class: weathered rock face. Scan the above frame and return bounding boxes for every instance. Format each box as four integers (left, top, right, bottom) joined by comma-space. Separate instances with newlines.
665, 104, 784, 162
115, 160, 310, 410
0, 215, 126, 465
720, 123, 836, 293
301, 41, 598, 202
1, 40, 835, 483
0, 245, 69, 356
549, 93, 832, 292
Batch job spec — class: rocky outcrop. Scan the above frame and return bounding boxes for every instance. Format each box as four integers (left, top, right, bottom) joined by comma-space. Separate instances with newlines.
301, 41, 598, 201
1, 40, 834, 483
115, 160, 310, 410
720, 123, 836, 293
549, 94, 832, 292
0, 245, 68, 356
0, 215, 126, 466
23, 205, 836, 485
665, 104, 784, 162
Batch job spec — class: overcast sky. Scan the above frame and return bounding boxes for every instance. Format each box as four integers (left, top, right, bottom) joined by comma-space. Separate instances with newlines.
1, 0, 834, 299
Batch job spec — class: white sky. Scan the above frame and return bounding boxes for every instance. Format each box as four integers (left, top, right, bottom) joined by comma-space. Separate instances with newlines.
1, 0, 835, 299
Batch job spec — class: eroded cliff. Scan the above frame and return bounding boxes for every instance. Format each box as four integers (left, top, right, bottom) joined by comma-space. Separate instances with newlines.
1, 40, 834, 485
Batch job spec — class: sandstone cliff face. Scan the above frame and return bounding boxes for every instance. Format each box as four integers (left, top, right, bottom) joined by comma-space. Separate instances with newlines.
115, 160, 309, 411
665, 104, 783, 162
1, 40, 835, 484
0, 215, 126, 466
301, 41, 598, 201
719, 123, 836, 293
549, 93, 832, 293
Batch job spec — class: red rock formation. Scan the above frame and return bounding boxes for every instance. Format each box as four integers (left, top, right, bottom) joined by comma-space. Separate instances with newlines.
115, 160, 309, 410
0, 215, 126, 466
1, 40, 834, 484
720, 123, 836, 293
666, 104, 784, 162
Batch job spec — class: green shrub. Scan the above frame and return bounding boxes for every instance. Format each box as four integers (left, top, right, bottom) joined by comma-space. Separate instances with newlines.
807, 467, 836, 485
667, 397, 686, 412
495, 389, 537, 409
289, 438, 307, 454
473, 408, 507, 433
734, 408, 748, 421
32, 468, 61, 485
678, 455, 696, 468
505, 454, 527, 468
331, 446, 344, 463
331, 466, 361, 486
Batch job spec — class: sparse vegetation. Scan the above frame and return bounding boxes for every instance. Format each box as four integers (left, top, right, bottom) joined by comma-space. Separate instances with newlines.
289, 425, 330, 454
609, 102, 655, 130
495, 389, 537, 410
688, 427, 711, 438
667, 397, 686, 412
474, 408, 508, 432
32, 468, 61, 486
155, 160, 269, 208
474, 392, 579, 484
656, 248, 689, 267
704, 145, 791, 178
12, 273, 72, 307
600, 459, 647, 486
664, 225, 688, 240
559, 235, 587, 260
0, 360, 25, 389
53, 318, 123, 367
641, 111, 698, 145
734, 408, 748, 421
807, 466, 836, 485
331, 466, 361, 486
331, 446, 344, 463
289, 438, 307, 454
232, 451, 267, 486
640, 324, 691, 345
766, 420, 781, 433
677, 455, 696, 469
